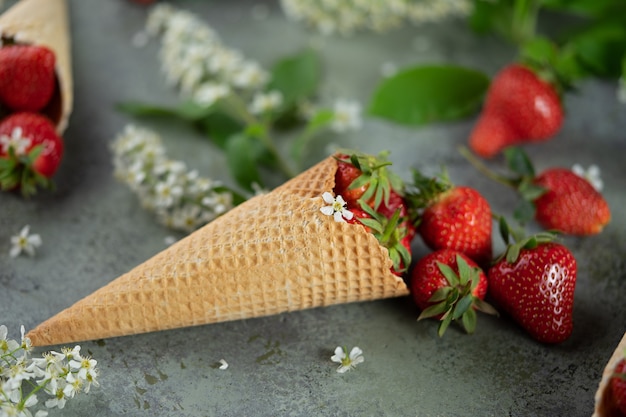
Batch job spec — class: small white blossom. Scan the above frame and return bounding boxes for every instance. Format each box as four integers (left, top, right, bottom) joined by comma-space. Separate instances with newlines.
193, 82, 231, 107
249, 91, 283, 115
0, 326, 97, 416
0, 127, 32, 156
280, 0, 471, 35
572, 163, 603, 192
218, 359, 229, 370
111, 125, 236, 233
9, 225, 42, 258
320, 192, 354, 223
330, 346, 364, 373
330, 99, 362, 133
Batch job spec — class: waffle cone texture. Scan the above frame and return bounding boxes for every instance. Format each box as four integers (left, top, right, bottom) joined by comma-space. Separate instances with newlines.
27, 157, 410, 346
0, 0, 73, 133
593, 332, 626, 417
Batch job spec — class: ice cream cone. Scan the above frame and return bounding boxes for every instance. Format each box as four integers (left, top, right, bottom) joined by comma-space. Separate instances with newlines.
593, 332, 626, 417
0, 0, 72, 133
27, 156, 410, 346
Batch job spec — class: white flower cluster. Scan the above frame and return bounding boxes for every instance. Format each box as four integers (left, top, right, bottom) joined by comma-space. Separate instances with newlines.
0, 325, 99, 417
280, 0, 472, 35
145, 3, 283, 114
111, 125, 236, 232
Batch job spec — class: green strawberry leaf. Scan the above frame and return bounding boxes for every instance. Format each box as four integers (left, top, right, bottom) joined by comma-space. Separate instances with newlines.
453, 294, 474, 320
225, 133, 264, 192
268, 47, 321, 107
461, 308, 478, 334
368, 65, 490, 126
503, 147, 535, 177
513, 198, 537, 226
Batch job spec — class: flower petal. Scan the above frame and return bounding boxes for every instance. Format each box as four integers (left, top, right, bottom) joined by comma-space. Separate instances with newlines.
322, 191, 335, 204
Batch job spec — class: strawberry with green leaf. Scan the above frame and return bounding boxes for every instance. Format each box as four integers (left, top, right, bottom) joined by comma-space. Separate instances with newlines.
356, 202, 412, 277
333, 151, 404, 211
411, 249, 497, 336
461, 146, 611, 235
0, 112, 64, 196
487, 218, 577, 344
405, 169, 493, 267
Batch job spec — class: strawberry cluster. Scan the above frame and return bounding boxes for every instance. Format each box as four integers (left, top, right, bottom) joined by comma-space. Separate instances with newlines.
333, 152, 414, 277
0, 42, 64, 196
404, 151, 611, 343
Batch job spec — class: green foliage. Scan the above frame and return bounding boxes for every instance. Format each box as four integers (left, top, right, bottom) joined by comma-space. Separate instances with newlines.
118, 47, 341, 193
268, 48, 321, 107
368, 65, 490, 126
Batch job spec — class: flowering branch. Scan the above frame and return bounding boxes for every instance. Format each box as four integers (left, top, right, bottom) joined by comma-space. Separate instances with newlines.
0, 325, 100, 417
117, 3, 362, 201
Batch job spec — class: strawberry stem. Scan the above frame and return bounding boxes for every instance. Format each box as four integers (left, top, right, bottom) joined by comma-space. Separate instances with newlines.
457, 146, 519, 188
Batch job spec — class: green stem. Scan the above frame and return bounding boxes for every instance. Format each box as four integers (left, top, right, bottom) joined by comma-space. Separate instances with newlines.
512, 0, 539, 44
457, 146, 519, 189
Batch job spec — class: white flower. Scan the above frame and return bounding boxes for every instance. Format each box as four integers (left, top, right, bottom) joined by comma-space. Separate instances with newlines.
249, 91, 283, 115
218, 359, 228, 370
572, 163, 603, 192
0, 127, 32, 156
9, 225, 42, 258
330, 99, 362, 133
320, 192, 353, 223
231, 62, 269, 89
193, 82, 231, 107
330, 346, 364, 373
0, 325, 20, 354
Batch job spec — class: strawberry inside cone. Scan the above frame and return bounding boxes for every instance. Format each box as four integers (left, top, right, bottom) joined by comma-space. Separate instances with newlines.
333, 151, 413, 276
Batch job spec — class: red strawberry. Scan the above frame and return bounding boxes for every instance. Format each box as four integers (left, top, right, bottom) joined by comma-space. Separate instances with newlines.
460, 147, 611, 236
469, 63, 563, 158
0, 44, 57, 112
346, 207, 372, 232
533, 168, 610, 235
0, 112, 64, 196
611, 358, 626, 415
335, 154, 368, 207
333, 151, 404, 211
488, 228, 577, 344
411, 249, 496, 336
406, 170, 493, 267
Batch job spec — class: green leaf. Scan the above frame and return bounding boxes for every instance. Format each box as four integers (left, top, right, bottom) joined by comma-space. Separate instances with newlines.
461, 308, 478, 334
268, 48, 321, 107
453, 294, 474, 320
540, 0, 626, 18
503, 147, 535, 177
198, 112, 243, 149
567, 22, 626, 78
368, 65, 490, 126
468, 0, 516, 39
225, 133, 264, 192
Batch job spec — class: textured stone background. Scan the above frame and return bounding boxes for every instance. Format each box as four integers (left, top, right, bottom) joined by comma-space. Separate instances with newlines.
1, 1, 625, 416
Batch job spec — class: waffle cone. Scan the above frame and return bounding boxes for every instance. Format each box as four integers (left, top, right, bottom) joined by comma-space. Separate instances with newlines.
593, 332, 626, 417
27, 157, 410, 346
0, 0, 72, 133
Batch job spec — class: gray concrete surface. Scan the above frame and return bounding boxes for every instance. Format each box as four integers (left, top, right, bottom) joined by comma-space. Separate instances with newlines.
1, 1, 625, 416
